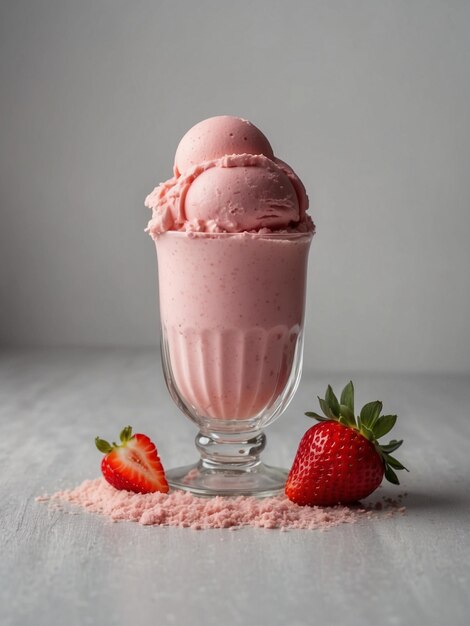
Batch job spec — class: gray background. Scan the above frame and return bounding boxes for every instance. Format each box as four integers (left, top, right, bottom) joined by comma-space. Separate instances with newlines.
1, 5, 470, 626
1, 0, 470, 373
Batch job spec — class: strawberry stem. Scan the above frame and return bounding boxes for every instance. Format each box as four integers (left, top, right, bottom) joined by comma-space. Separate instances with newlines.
120, 426, 133, 443
95, 426, 135, 455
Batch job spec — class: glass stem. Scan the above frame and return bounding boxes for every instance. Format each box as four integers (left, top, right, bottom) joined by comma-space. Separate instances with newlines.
195, 430, 266, 469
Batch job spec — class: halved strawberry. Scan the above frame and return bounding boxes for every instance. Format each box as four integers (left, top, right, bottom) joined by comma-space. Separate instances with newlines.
95, 426, 169, 494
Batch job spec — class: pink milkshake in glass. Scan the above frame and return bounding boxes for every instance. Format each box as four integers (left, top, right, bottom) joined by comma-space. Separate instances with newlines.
146, 116, 314, 496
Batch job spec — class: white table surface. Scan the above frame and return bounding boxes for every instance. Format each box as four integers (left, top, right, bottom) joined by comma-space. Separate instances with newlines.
1, 349, 469, 626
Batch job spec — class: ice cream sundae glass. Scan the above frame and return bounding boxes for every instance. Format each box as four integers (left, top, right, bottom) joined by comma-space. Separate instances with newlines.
146, 116, 314, 496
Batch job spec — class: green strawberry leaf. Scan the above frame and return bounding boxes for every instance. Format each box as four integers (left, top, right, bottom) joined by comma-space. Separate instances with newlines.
318, 397, 335, 420
325, 385, 340, 418
380, 439, 403, 454
95, 437, 113, 454
373, 414, 397, 439
340, 381, 354, 414
383, 453, 409, 471
339, 404, 356, 426
360, 401, 383, 429
120, 425, 133, 443
305, 411, 330, 421
384, 464, 400, 485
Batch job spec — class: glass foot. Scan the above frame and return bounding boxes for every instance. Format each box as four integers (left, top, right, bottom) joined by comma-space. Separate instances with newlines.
166, 461, 288, 497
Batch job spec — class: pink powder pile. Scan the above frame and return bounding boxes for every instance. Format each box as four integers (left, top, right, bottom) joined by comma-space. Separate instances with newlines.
37, 478, 405, 531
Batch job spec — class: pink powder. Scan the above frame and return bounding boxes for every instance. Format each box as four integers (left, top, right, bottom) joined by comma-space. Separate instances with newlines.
37, 478, 405, 531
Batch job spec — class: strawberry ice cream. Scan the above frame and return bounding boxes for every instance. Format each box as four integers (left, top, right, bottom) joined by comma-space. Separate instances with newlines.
145, 116, 312, 234
157, 232, 310, 420
173, 115, 275, 176
145, 115, 314, 496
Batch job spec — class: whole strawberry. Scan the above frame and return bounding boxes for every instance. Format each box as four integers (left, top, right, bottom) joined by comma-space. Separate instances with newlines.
285, 382, 407, 506
95, 426, 169, 494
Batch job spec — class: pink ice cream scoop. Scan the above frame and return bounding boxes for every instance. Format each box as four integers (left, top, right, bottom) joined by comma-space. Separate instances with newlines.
174, 115, 275, 176
184, 160, 298, 232
145, 115, 312, 236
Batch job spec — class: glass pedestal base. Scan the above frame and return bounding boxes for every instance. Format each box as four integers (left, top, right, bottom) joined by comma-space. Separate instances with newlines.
166, 461, 288, 497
